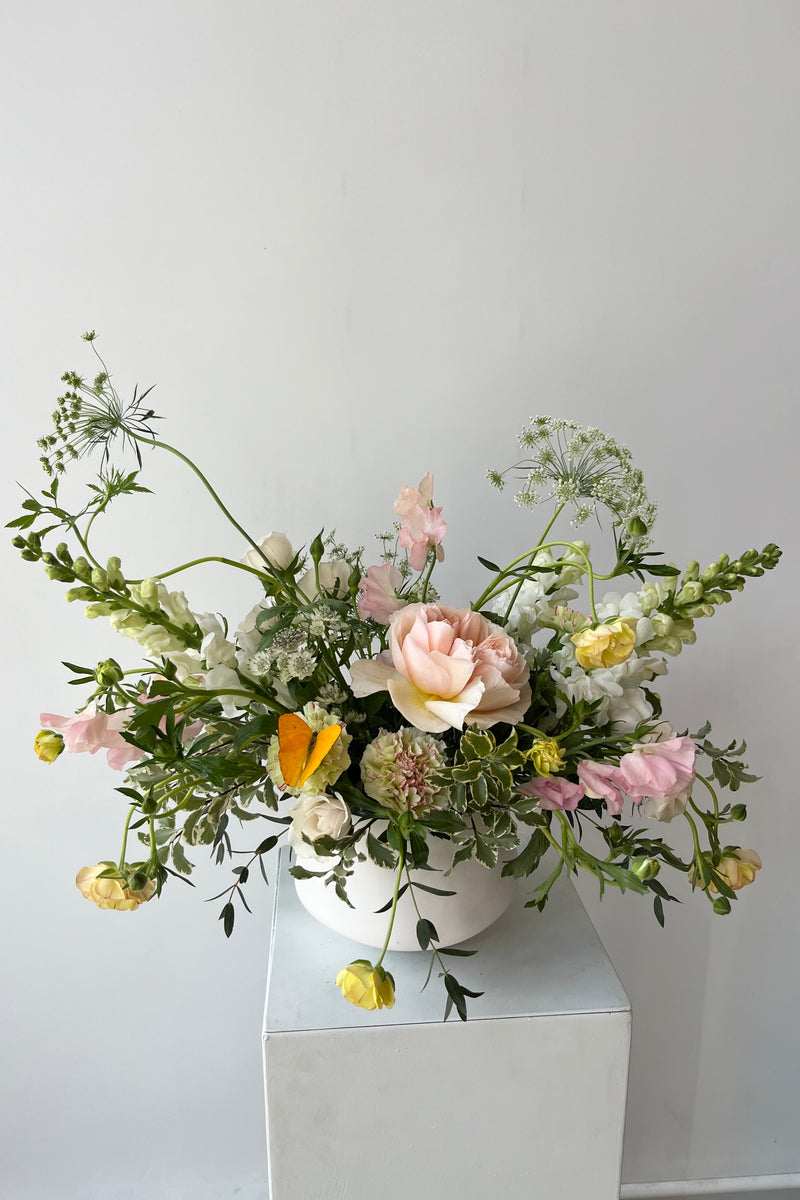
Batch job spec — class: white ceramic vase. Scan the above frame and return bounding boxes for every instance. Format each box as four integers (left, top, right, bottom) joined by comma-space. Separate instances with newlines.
293, 832, 516, 951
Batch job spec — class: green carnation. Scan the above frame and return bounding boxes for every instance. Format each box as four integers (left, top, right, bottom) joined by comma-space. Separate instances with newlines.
360, 728, 448, 814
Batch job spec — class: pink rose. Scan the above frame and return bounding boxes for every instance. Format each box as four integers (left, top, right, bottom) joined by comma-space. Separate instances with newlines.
399, 504, 447, 572
40, 701, 144, 771
577, 760, 628, 816
519, 776, 585, 812
619, 735, 696, 822
357, 563, 406, 625
394, 473, 434, 516
350, 603, 531, 733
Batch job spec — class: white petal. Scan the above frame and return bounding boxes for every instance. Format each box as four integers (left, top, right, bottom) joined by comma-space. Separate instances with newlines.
349, 655, 395, 697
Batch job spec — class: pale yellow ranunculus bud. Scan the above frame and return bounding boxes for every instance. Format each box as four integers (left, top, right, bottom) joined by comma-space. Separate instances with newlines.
529, 738, 565, 778
710, 849, 762, 893
335, 960, 396, 1011
34, 729, 64, 764
571, 619, 636, 670
75, 864, 156, 911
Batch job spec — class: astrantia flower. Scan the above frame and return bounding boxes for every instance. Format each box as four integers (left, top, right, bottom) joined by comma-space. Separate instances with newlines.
350, 604, 530, 734
361, 728, 447, 813
267, 702, 352, 795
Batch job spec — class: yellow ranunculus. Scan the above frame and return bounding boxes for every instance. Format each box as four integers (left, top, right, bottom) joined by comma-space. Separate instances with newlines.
75, 864, 156, 911
529, 738, 565, 778
571, 619, 636, 670
709, 849, 762, 893
34, 729, 65, 763
335, 960, 396, 1011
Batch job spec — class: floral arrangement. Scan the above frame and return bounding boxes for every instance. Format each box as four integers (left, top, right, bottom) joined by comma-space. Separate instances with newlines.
11, 335, 781, 1020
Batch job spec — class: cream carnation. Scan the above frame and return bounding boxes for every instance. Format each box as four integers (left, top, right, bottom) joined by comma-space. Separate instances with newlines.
360, 727, 447, 813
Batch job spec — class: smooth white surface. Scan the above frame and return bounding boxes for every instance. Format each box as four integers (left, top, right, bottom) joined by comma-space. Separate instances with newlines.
264, 853, 630, 1198
268, 848, 629, 1031
1, 3, 798, 1196
293, 829, 516, 950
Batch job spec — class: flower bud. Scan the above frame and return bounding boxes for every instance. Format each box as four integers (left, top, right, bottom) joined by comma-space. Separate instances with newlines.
627, 516, 648, 538
529, 737, 566, 778
55, 542, 73, 565
84, 601, 117, 618
676, 581, 704, 605
95, 658, 124, 686
684, 603, 715, 619
682, 561, 700, 582
72, 556, 92, 580
704, 590, 731, 605
646, 634, 683, 656
712, 896, 732, 915
700, 563, 719, 584
45, 564, 75, 582
106, 556, 125, 588
650, 612, 674, 637
20, 549, 39, 561
11, 535, 26, 549
309, 531, 325, 566
716, 553, 729, 570
65, 586, 96, 602
631, 856, 660, 880
34, 729, 65, 763
730, 803, 747, 821
91, 567, 109, 590
137, 577, 160, 606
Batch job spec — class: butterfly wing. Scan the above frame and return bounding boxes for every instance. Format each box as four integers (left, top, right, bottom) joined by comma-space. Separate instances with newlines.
277, 713, 314, 788
298, 723, 342, 787
277, 713, 343, 789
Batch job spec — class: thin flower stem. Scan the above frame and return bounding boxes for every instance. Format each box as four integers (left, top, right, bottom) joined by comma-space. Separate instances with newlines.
128, 431, 285, 585
404, 866, 452, 981
375, 842, 406, 969
128, 556, 272, 585
420, 551, 437, 602
694, 772, 721, 821
118, 803, 138, 870
684, 810, 705, 867
148, 817, 158, 867
502, 501, 567, 623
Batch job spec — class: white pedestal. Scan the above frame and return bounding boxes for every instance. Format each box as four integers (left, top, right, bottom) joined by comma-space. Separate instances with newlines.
263, 849, 631, 1200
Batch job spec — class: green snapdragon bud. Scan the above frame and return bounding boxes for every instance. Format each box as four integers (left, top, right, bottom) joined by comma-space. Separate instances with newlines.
682, 561, 700, 582
700, 563, 719, 584
91, 567, 109, 591
72, 556, 92, 580
106, 556, 125, 588
684, 603, 715, 619
676, 581, 704, 605
11, 536, 26, 549
56, 542, 73, 565
95, 658, 124, 686
20, 549, 39, 561
85, 601, 116, 618
65, 586, 96, 602
45, 564, 75, 582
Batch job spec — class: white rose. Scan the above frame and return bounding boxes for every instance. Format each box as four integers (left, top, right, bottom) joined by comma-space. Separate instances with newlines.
288, 792, 351, 859
242, 532, 295, 572
297, 560, 351, 601
642, 786, 692, 823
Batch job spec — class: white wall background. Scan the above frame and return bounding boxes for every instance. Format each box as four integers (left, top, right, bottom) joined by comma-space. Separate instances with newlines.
1, 3, 798, 1197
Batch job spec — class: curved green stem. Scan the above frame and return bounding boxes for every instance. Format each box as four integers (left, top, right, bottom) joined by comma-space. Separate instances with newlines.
420, 551, 437, 602
129, 432, 283, 582
118, 803, 138, 870
375, 842, 406, 969
128, 556, 274, 585
501, 502, 567, 622
694, 772, 721, 822
473, 539, 599, 621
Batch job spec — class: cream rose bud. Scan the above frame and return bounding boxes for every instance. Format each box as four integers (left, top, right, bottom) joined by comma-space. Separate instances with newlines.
75, 864, 156, 911
288, 793, 351, 859
242, 532, 295, 572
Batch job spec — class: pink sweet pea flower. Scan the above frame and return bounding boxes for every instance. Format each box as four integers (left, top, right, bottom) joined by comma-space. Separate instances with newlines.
350, 603, 530, 734
357, 563, 406, 625
394, 473, 434, 516
399, 504, 447, 572
519, 775, 585, 812
577, 760, 628, 816
40, 701, 144, 772
618, 735, 696, 822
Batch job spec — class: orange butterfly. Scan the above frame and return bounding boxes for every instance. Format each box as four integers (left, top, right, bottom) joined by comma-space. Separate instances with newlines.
277, 713, 342, 789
